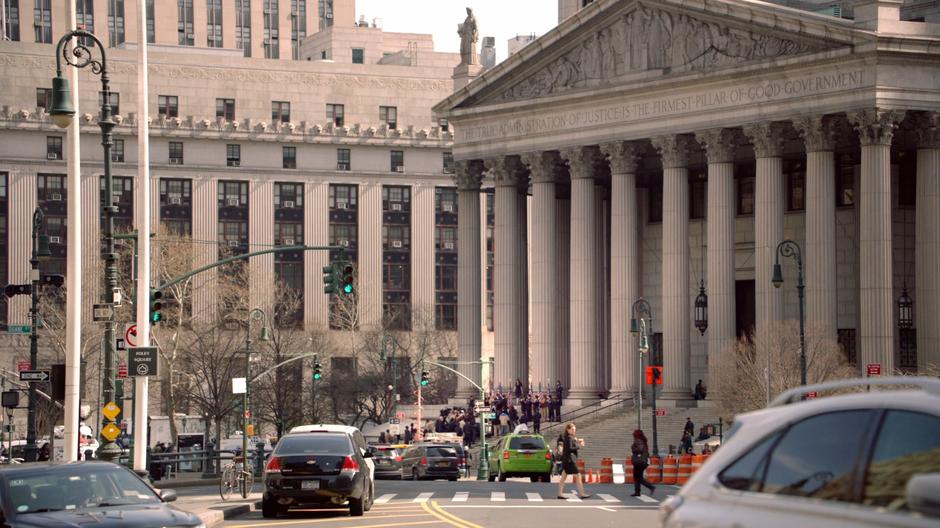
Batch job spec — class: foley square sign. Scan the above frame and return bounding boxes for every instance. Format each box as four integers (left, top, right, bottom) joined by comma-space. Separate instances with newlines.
128, 347, 158, 377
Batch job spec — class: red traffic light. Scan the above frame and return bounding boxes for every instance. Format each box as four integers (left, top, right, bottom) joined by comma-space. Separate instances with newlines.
646, 366, 663, 385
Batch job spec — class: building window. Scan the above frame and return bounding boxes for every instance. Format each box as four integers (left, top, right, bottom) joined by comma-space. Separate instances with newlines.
290, 0, 306, 60
274, 222, 303, 246
328, 184, 358, 209
3, 0, 21, 41
336, 148, 350, 171
112, 139, 124, 162
443, 152, 455, 174
169, 142, 183, 164
226, 144, 241, 167
737, 176, 755, 215
836, 157, 855, 207
33, 0, 52, 43
390, 150, 404, 172
379, 106, 397, 129
146, 0, 154, 43
383, 185, 410, 211
216, 98, 235, 121
648, 179, 663, 223
436, 187, 457, 213
274, 182, 303, 208
383, 225, 410, 251
218, 180, 248, 207
235, 0, 251, 56
263, 0, 279, 59
177, 0, 194, 45
206, 0, 222, 47
689, 169, 706, 220
36, 87, 52, 111
318, 0, 332, 30
160, 178, 191, 206
786, 162, 806, 211
326, 103, 344, 127
271, 101, 290, 123
158, 95, 178, 118
435, 226, 457, 251
108, 0, 125, 47
838, 328, 856, 365
99, 91, 120, 116
282, 146, 296, 169
46, 136, 63, 160
352, 47, 364, 64
438, 118, 449, 133
75, 0, 93, 45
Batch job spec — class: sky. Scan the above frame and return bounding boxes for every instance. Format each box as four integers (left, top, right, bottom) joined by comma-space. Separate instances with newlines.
354, 0, 559, 64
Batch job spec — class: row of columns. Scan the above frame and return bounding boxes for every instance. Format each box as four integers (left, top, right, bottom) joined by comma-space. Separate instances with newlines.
453, 109, 940, 401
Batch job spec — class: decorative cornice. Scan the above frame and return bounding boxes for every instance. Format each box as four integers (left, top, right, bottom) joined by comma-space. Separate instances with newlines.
742, 122, 789, 158
650, 135, 695, 169
521, 151, 565, 184
911, 111, 940, 149
486, 156, 529, 188
694, 129, 739, 164
847, 109, 905, 147
560, 145, 604, 180
599, 141, 644, 175
792, 115, 840, 153
454, 160, 486, 191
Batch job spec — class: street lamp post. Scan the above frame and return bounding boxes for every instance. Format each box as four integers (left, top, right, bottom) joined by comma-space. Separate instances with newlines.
49, 29, 123, 460
630, 298, 652, 433
243, 308, 270, 483
25, 208, 52, 462
772, 239, 806, 386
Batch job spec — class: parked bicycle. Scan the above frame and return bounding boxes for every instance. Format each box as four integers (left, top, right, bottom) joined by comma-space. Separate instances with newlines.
219, 456, 254, 500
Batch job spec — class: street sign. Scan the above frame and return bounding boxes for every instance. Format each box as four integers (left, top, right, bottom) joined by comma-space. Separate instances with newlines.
92, 304, 114, 323
389, 418, 400, 424
655, 409, 667, 417
232, 378, 247, 394
128, 346, 158, 377
19, 370, 50, 383
102, 401, 121, 421
124, 324, 137, 348
101, 423, 121, 442
806, 391, 818, 399
117, 364, 128, 379
115, 338, 126, 352
7, 326, 31, 334
866, 363, 882, 376
244, 409, 250, 419
484, 412, 496, 420
646, 366, 663, 385
17, 361, 31, 372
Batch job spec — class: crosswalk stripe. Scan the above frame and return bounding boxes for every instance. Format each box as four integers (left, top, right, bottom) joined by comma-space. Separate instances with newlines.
453, 492, 469, 502
636, 494, 658, 503
491, 491, 506, 502
566, 494, 582, 502
597, 494, 620, 503
374, 494, 396, 504
413, 492, 434, 503
525, 492, 543, 502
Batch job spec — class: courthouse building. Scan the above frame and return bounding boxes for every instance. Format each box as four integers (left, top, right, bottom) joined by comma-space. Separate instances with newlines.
437, 0, 940, 402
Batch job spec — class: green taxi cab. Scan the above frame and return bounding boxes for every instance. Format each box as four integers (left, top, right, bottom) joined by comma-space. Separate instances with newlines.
487, 433, 553, 482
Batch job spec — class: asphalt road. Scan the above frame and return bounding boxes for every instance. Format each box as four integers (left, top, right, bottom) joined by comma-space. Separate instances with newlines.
223, 479, 666, 527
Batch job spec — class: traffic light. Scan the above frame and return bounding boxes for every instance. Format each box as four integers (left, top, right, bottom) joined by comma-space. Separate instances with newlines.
39, 274, 65, 288
420, 368, 429, 387
322, 264, 337, 294
149, 289, 163, 325
3, 284, 29, 298
313, 357, 322, 381
340, 263, 354, 295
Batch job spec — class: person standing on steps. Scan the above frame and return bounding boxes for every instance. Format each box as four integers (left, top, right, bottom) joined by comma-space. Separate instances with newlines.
631, 429, 656, 497
557, 423, 590, 499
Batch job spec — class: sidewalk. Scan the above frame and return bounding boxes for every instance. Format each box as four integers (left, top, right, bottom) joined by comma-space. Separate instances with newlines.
166, 484, 261, 527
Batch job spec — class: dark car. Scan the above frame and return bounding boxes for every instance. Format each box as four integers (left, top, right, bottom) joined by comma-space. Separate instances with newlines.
401, 444, 460, 481
0, 461, 201, 527
262, 432, 374, 518
367, 445, 404, 480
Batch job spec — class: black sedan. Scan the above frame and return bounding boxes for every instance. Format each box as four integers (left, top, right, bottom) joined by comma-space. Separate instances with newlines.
0, 461, 203, 527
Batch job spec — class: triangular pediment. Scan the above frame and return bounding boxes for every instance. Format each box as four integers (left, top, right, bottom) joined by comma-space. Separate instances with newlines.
438, 0, 863, 112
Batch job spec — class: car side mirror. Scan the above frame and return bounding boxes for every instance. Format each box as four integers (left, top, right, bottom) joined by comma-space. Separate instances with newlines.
158, 488, 178, 502
907, 473, 940, 518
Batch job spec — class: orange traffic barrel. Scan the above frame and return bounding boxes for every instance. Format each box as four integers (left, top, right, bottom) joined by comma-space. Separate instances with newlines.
677, 454, 692, 485
624, 458, 635, 484
599, 458, 613, 483
577, 459, 586, 476
661, 455, 677, 485
646, 456, 662, 484
691, 454, 705, 475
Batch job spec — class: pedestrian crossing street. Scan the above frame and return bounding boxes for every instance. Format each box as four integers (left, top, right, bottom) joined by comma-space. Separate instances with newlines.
372, 491, 661, 505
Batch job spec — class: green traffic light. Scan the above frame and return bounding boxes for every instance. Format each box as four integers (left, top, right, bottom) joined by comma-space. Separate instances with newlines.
421, 379, 428, 386
343, 283, 353, 294
314, 372, 322, 380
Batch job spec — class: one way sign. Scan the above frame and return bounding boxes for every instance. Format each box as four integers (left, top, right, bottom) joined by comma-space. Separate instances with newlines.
19, 370, 50, 383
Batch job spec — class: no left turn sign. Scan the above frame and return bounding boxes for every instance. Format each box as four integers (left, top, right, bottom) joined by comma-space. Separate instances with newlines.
124, 324, 137, 348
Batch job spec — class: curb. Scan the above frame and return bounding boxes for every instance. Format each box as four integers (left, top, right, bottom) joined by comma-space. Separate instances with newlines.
198, 500, 262, 528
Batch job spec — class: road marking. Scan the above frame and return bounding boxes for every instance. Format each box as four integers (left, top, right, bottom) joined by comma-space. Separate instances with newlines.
597, 493, 620, 503
566, 493, 582, 502
422, 500, 483, 528
413, 492, 434, 503
636, 494, 658, 503
453, 491, 469, 502
444, 504, 659, 509
598, 506, 617, 512
525, 492, 543, 502
374, 493, 396, 504
490, 491, 505, 502
232, 515, 435, 527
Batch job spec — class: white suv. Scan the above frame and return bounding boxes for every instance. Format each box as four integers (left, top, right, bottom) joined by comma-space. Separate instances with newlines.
661, 377, 940, 528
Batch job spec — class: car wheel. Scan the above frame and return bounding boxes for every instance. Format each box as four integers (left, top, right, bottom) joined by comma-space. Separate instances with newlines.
497, 465, 507, 482
530, 476, 539, 483
349, 495, 365, 517
364, 483, 374, 512
449, 477, 458, 482
261, 497, 279, 519
541, 473, 551, 483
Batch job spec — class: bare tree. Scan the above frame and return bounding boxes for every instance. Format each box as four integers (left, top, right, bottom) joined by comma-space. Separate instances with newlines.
178, 326, 243, 448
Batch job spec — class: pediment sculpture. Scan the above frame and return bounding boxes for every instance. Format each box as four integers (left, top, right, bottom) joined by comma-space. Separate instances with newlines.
500, 4, 828, 102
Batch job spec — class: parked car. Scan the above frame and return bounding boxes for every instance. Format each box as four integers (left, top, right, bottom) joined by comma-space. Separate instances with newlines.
367, 445, 404, 480
487, 433, 552, 482
0, 461, 203, 527
263, 426, 375, 518
661, 377, 940, 528
401, 444, 460, 481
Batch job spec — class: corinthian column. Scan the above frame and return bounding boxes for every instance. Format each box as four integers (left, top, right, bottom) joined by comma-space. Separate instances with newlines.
849, 109, 905, 373
696, 129, 737, 395
488, 156, 530, 390
455, 160, 486, 398
600, 141, 643, 395
744, 122, 787, 333
651, 135, 695, 399
913, 112, 940, 371
523, 151, 565, 388
793, 115, 839, 341
561, 146, 604, 401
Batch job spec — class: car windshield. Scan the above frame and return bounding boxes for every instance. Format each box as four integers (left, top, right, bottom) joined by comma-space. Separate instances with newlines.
276, 434, 352, 455
5, 465, 160, 514
509, 437, 546, 450
375, 448, 399, 456
426, 447, 457, 458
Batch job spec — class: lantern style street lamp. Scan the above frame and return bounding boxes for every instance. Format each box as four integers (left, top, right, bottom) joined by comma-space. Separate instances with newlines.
772, 239, 806, 386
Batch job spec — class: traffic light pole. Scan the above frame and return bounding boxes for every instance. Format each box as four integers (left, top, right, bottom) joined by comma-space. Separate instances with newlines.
25, 208, 45, 462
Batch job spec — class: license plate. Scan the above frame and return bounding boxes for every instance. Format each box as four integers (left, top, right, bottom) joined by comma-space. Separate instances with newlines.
378, 459, 389, 465
523, 453, 532, 458
436, 461, 450, 468
301, 480, 319, 490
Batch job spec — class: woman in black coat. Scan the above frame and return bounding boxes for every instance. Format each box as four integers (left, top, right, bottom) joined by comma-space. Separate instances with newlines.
631, 429, 656, 497
556, 423, 590, 499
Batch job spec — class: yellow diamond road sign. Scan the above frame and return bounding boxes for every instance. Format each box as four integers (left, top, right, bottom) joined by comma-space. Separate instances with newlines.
101, 423, 121, 442
102, 401, 121, 421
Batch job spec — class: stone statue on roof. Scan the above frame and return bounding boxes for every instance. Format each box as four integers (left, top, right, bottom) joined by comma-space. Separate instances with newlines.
458, 7, 479, 66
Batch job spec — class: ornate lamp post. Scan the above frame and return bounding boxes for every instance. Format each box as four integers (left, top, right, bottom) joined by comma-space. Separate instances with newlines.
49, 29, 124, 460
25, 208, 52, 462
630, 298, 652, 433
694, 282, 708, 336
243, 308, 270, 484
772, 239, 806, 386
